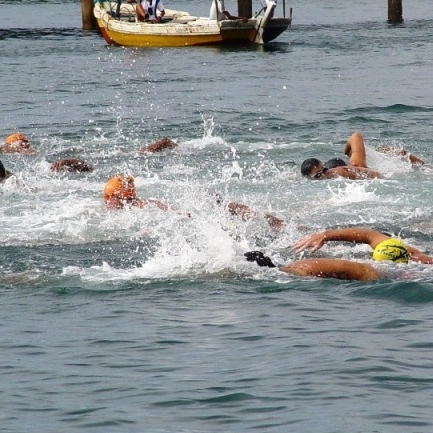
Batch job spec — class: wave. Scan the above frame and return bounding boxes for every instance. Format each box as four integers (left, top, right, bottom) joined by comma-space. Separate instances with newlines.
351, 280, 433, 304
345, 104, 433, 115
0, 28, 85, 40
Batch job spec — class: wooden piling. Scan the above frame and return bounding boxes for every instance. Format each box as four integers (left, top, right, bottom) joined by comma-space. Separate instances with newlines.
388, 0, 403, 23
237, 0, 253, 19
81, 0, 98, 30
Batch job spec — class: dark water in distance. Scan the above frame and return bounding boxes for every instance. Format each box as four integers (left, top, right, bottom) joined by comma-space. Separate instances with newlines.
1, 1, 433, 432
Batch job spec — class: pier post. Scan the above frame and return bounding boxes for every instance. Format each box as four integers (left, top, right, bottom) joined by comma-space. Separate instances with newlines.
81, 0, 98, 30
388, 0, 403, 23
238, 0, 253, 19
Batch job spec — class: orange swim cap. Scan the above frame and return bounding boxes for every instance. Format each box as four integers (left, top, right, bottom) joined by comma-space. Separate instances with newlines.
5, 132, 29, 145
103, 175, 137, 203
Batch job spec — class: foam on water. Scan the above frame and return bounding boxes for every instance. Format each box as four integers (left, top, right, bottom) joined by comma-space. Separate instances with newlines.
59, 202, 257, 281
325, 181, 379, 205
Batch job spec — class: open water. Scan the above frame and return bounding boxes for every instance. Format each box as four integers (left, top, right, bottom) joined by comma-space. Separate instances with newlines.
1, 0, 433, 432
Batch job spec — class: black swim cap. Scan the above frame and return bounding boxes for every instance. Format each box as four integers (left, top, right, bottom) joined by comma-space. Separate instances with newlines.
300, 158, 322, 177
0, 160, 6, 179
324, 157, 346, 169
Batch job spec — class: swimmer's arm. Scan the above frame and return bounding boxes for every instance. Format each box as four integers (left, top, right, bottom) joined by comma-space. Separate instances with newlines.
140, 198, 191, 217
0, 146, 36, 155
136, 198, 170, 212
139, 138, 177, 154
407, 246, 433, 264
227, 202, 254, 221
408, 154, 425, 165
264, 213, 285, 230
228, 202, 284, 229
344, 131, 367, 168
147, 199, 170, 211
376, 147, 425, 165
281, 258, 384, 280
292, 228, 389, 253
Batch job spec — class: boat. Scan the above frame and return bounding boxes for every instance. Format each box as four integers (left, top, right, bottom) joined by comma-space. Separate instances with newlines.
93, 0, 292, 47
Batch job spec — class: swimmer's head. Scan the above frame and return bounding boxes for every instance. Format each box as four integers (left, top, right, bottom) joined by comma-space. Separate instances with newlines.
50, 158, 93, 173
103, 175, 137, 204
0, 160, 6, 179
372, 238, 410, 264
5, 132, 31, 149
301, 158, 327, 179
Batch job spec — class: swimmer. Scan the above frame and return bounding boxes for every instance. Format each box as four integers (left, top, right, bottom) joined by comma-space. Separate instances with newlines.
292, 227, 433, 264
301, 131, 382, 180
245, 227, 433, 281
103, 175, 170, 210
0, 160, 14, 183
216, 194, 285, 231
375, 146, 425, 165
50, 158, 93, 173
138, 137, 178, 154
245, 251, 384, 281
103, 174, 191, 216
0, 159, 30, 190
0, 133, 36, 155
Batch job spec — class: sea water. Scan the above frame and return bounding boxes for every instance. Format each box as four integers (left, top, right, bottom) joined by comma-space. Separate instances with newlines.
1, 1, 433, 432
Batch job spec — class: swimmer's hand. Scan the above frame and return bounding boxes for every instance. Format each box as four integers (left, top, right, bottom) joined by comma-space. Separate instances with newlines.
292, 233, 325, 253
244, 251, 276, 268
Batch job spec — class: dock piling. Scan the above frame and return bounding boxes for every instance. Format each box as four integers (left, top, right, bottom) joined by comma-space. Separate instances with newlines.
388, 0, 403, 23
237, 0, 253, 19
81, 0, 98, 30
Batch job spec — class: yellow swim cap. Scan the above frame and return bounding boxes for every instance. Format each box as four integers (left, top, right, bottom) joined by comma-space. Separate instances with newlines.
372, 238, 410, 264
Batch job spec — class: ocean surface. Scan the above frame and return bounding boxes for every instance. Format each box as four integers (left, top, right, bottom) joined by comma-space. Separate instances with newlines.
1, 1, 433, 432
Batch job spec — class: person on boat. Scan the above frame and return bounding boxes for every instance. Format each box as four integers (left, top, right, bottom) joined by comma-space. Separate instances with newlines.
103, 174, 184, 214
209, 0, 248, 21
0, 132, 37, 155
50, 158, 93, 173
127, 0, 165, 23
300, 131, 382, 180
259, 0, 277, 19
138, 137, 178, 154
0, 160, 14, 184
292, 227, 433, 264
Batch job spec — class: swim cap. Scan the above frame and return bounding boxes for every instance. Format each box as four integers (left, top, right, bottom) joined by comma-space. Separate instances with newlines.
0, 160, 6, 178
103, 175, 136, 203
301, 158, 322, 177
5, 133, 29, 145
324, 157, 347, 169
372, 238, 410, 263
